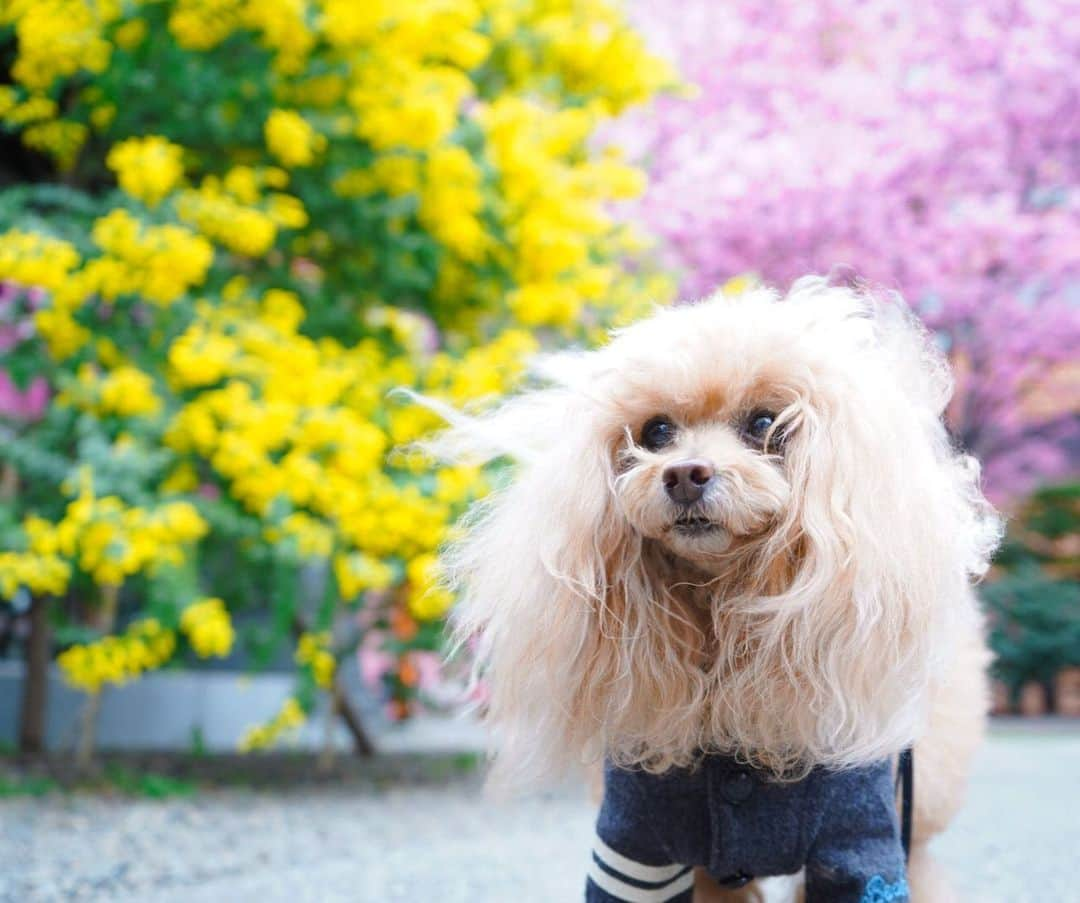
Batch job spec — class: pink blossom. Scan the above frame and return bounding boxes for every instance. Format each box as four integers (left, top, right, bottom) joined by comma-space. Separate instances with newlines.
196, 482, 221, 501
409, 650, 444, 692
613, 0, 1080, 502
0, 372, 49, 422
358, 642, 394, 689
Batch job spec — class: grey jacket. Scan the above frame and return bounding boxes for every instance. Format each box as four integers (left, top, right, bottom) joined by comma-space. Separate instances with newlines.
586, 756, 909, 903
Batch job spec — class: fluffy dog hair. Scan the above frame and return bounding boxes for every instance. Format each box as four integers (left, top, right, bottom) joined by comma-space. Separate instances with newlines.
432, 278, 1001, 811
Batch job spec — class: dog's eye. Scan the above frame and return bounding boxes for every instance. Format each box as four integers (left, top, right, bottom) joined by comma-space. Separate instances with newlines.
745, 410, 777, 443
640, 416, 676, 451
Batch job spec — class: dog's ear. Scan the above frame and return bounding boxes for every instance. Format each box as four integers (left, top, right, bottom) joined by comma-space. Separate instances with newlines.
760, 291, 1001, 765
433, 381, 628, 787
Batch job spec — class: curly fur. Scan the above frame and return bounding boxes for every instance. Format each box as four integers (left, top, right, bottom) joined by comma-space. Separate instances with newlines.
432, 278, 1001, 792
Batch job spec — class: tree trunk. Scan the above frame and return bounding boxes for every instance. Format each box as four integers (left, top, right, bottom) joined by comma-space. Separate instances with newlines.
1043, 677, 1058, 715
75, 691, 104, 772
291, 613, 375, 756
332, 676, 375, 757
75, 585, 119, 772
317, 697, 338, 773
18, 596, 49, 758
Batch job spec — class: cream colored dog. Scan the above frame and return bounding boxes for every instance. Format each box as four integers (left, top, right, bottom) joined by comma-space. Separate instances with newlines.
435, 278, 1001, 901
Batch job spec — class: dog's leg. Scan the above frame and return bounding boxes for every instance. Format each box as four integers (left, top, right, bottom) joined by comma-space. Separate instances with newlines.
906, 842, 958, 903
904, 603, 990, 903
693, 870, 768, 903
912, 611, 990, 839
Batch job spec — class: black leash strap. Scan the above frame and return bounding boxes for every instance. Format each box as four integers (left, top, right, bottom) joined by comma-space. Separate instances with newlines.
896, 748, 914, 862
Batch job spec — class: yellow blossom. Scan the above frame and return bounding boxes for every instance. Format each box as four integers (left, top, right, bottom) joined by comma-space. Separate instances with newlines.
22, 119, 88, 170
350, 59, 472, 152
508, 281, 580, 327
242, 0, 315, 73
334, 551, 394, 600
1, 94, 58, 125
107, 136, 185, 207
419, 146, 487, 261
4, 0, 114, 91
278, 512, 334, 558
161, 462, 200, 494
176, 175, 303, 257
168, 325, 237, 389
98, 365, 162, 417
264, 109, 326, 168
180, 596, 235, 658
43, 475, 209, 587
404, 553, 454, 621
57, 619, 176, 693
238, 696, 306, 751
434, 465, 484, 505
0, 550, 71, 599
0, 230, 81, 294
113, 18, 147, 50
295, 631, 336, 688
168, 0, 244, 50
88, 209, 213, 304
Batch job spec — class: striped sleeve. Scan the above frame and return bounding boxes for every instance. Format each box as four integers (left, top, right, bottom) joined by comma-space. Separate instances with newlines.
585, 832, 694, 902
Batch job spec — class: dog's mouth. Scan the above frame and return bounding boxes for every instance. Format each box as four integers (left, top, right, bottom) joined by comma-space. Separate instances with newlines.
670, 515, 721, 536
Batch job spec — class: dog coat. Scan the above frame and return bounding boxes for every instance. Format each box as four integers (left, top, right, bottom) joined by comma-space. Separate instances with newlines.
587, 756, 909, 903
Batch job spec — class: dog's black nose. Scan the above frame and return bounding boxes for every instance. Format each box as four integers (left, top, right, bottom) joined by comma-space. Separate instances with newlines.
662, 459, 715, 504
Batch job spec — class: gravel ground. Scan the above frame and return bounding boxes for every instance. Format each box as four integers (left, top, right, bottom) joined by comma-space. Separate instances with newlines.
1, 724, 1077, 903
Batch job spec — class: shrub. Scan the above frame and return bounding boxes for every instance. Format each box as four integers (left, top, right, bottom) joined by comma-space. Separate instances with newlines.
0, 0, 674, 753
986, 484, 1080, 708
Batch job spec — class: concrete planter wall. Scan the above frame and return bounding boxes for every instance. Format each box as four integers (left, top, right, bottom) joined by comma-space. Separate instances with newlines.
0, 662, 350, 752
0, 661, 483, 754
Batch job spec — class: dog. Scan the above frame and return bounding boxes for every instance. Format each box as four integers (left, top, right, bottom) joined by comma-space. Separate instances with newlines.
432, 277, 1002, 901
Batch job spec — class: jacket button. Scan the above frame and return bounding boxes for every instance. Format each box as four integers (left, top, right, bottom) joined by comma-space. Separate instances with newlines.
720, 771, 754, 804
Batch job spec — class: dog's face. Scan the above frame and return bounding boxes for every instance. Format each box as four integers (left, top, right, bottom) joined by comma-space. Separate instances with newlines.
442, 279, 1001, 785
588, 290, 837, 582
614, 393, 793, 571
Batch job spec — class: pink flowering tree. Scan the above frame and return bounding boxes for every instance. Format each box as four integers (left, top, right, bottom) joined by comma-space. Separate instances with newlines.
616, 0, 1080, 503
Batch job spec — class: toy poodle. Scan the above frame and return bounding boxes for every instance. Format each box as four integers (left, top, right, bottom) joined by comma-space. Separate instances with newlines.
431, 278, 1001, 902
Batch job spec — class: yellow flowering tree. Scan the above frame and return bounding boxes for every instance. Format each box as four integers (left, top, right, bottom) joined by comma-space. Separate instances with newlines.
0, 0, 674, 757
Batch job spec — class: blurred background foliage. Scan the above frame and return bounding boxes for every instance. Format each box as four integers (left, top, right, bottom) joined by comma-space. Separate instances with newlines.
0, 0, 1076, 761
0, 0, 675, 757
984, 484, 1080, 709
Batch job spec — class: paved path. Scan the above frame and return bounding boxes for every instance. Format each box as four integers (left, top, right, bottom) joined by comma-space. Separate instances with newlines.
2, 725, 1077, 902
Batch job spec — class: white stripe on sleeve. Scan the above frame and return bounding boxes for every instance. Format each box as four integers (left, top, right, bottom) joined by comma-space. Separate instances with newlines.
592, 834, 687, 883
587, 861, 694, 903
